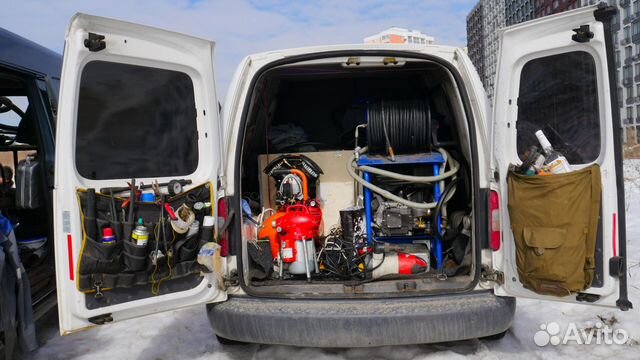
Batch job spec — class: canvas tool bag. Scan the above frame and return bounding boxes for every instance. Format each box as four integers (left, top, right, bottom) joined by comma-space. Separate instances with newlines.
507, 165, 601, 296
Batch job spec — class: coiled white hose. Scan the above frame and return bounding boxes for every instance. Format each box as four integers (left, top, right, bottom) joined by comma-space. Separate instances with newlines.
346, 147, 459, 209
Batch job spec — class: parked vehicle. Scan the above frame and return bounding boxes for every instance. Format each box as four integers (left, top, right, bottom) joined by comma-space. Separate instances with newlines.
0, 27, 60, 357
47, 3, 632, 347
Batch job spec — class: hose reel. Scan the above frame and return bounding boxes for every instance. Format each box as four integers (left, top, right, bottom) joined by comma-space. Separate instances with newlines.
366, 100, 432, 156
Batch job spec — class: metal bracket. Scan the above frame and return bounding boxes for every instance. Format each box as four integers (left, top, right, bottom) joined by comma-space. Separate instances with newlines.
222, 271, 239, 288
572, 25, 594, 43
609, 256, 625, 278
93, 280, 104, 299
576, 292, 600, 303
84, 32, 106, 52
480, 267, 504, 285
88, 313, 113, 325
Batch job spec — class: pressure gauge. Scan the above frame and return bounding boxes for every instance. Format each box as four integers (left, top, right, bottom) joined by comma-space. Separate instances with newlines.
168, 180, 184, 196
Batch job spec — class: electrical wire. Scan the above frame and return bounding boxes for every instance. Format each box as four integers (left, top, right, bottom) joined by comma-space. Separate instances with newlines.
432, 177, 461, 241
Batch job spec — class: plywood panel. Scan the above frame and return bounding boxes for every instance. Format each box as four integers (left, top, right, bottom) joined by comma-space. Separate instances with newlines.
257, 151, 356, 234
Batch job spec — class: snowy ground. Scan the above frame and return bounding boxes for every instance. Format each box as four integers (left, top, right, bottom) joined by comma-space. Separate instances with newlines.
23, 162, 640, 360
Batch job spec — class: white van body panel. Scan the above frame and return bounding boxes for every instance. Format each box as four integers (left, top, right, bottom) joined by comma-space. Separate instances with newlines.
220, 44, 490, 195
54, 5, 627, 338
492, 5, 623, 307
54, 14, 226, 335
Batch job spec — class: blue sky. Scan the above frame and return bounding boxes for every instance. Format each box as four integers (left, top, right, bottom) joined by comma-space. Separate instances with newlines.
1, 0, 476, 95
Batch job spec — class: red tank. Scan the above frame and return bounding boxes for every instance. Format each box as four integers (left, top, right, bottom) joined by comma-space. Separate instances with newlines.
274, 204, 322, 263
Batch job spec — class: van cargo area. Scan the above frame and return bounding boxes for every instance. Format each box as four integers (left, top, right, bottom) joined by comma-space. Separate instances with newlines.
238, 57, 477, 296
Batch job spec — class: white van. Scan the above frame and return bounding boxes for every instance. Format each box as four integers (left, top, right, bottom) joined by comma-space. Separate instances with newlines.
53, 4, 632, 346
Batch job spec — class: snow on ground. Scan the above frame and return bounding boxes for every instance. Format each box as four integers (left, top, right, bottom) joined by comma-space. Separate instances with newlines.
23, 162, 640, 360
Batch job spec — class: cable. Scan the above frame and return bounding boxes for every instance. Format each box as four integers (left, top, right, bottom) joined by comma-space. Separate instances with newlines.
432, 177, 461, 241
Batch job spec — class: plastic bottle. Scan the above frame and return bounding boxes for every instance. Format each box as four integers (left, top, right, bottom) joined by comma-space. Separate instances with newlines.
526, 153, 546, 175
535, 130, 571, 174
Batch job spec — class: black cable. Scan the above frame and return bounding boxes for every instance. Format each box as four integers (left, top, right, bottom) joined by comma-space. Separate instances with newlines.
432, 177, 461, 241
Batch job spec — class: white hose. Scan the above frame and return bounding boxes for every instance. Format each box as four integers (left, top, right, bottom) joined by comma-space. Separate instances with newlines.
347, 147, 459, 209
355, 148, 459, 183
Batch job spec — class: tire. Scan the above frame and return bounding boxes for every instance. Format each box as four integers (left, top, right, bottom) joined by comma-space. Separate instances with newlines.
480, 329, 508, 341
215, 334, 248, 346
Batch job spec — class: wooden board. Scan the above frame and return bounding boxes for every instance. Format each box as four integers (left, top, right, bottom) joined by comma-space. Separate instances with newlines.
258, 150, 356, 234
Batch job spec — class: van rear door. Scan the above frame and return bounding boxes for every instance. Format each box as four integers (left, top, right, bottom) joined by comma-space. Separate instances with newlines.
53, 14, 227, 335
491, 5, 631, 310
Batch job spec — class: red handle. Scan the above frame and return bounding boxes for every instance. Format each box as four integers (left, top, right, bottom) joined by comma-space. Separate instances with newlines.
286, 205, 308, 213
164, 203, 178, 220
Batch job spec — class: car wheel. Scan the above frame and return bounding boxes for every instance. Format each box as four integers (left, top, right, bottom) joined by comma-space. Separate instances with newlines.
215, 334, 247, 345
480, 330, 508, 341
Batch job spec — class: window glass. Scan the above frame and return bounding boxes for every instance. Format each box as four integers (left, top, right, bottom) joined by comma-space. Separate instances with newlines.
516, 51, 600, 164
624, 65, 632, 79
75, 61, 199, 180
0, 96, 28, 129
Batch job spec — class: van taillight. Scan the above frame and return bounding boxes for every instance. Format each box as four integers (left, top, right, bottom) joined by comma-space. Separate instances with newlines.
489, 190, 501, 251
217, 197, 229, 257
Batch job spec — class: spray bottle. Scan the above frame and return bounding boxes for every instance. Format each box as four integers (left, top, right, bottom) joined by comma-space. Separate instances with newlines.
131, 218, 149, 247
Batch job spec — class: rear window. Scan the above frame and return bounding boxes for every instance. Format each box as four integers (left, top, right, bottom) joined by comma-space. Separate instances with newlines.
75, 61, 198, 180
516, 51, 600, 164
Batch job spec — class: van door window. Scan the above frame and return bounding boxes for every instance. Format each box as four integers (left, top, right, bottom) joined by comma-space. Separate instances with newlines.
0, 94, 38, 179
516, 51, 600, 164
75, 61, 198, 180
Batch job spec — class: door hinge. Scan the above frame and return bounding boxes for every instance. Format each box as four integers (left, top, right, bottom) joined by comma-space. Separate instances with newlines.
572, 25, 594, 43
217, 175, 226, 192
88, 313, 113, 325
84, 32, 106, 52
481, 267, 504, 285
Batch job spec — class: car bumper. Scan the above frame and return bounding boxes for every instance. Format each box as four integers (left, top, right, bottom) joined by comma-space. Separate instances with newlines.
207, 291, 515, 347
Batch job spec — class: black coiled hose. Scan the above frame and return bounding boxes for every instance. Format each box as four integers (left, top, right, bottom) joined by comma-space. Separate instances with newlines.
366, 100, 431, 155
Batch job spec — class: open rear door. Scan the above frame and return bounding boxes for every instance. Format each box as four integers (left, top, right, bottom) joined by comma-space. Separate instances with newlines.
53, 14, 226, 334
492, 4, 632, 310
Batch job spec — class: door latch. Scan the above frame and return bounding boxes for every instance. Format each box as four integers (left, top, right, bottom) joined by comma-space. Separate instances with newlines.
572, 25, 594, 43
481, 267, 504, 285
222, 270, 239, 288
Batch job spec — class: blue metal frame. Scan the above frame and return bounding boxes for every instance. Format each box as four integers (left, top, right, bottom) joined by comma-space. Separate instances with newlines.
358, 152, 444, 269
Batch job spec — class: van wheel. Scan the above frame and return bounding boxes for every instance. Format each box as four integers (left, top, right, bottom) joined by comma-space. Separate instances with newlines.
480, 330, 508, 341
215, 334, 247, 345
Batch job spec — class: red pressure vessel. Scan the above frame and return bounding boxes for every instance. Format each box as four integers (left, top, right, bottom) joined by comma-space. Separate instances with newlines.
275, 204, 322, 263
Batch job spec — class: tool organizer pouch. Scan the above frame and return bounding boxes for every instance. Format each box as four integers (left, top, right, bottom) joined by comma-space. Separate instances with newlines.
507, 165, 601, 296
122, 233, 149, 272
76, 184, 213, 292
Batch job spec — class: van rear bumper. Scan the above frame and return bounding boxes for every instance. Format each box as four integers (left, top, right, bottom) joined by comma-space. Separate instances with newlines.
207, 291, 515, 347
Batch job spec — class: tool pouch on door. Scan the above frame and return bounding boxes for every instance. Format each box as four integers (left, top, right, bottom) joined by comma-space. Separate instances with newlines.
507, 165, 601, 296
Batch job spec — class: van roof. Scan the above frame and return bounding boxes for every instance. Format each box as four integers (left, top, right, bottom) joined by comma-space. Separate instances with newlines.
248, 43, 460, 61
0, 27, 62, 78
